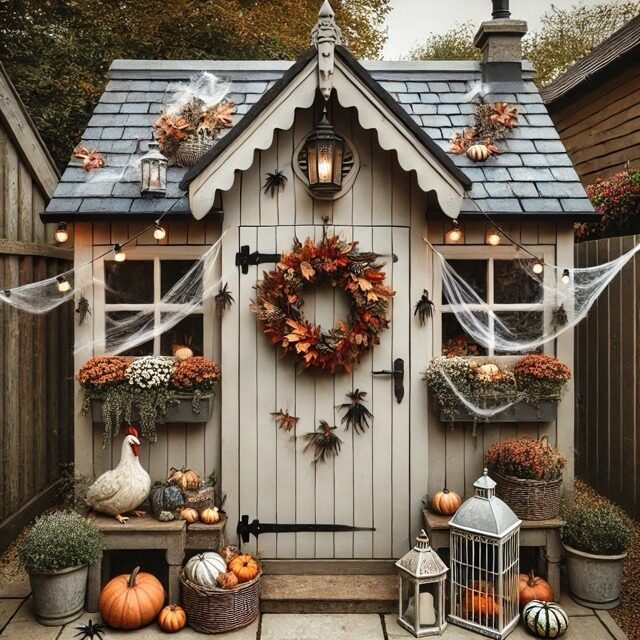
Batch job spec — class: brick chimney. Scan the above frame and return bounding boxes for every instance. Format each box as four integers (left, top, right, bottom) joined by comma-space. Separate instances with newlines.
473, 0, 527, 83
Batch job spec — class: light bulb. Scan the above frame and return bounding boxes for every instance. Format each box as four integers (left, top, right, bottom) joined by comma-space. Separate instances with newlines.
56, 276, 71, 293
153, 222, 166, 241
114, 244, 126, 262
55, 222, 69, 243
532, 261, 544, 275
446, 220, 462, 243
487, 232, 501, 246
561, 268, 570, 284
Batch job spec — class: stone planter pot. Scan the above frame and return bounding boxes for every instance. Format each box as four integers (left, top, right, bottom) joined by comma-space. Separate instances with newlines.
29, 564, 88, 626
563, 543, 627, 609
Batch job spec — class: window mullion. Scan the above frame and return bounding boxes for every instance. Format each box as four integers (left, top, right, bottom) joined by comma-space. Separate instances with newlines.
154, 257, 161, 355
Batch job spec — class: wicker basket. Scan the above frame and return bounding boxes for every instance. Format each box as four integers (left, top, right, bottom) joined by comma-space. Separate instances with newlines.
176, 138, 215, 167
493, 470, 562, 520
181, 573, 260, 634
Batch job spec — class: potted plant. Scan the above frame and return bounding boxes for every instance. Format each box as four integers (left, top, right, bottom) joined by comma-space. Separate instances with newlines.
562, 505, 632, 609
170, 355, 221, 418
485, 436, 566, 520
18, 511, 103, 626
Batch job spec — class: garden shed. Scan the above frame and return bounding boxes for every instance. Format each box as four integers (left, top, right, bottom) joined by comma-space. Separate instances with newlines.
42, 0, 596, 567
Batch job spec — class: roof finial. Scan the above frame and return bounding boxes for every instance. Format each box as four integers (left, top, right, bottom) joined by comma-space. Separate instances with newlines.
311, 0, 344, 101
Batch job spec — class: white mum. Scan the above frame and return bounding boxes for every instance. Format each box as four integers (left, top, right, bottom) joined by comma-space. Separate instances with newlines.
126, 356, 175, 390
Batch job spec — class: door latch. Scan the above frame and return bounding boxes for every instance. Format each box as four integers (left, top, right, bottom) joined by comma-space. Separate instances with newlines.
372, 357, 404, 404
235, 245, 281, 274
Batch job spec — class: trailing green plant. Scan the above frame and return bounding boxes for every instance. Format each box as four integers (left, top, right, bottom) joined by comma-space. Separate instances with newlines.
486, 436, 566, 481
562, 505, 632, 555
18, 511, 103, 574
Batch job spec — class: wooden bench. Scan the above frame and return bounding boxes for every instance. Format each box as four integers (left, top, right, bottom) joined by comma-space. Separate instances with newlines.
86, 512, 227, 612
423, 511, 564, 597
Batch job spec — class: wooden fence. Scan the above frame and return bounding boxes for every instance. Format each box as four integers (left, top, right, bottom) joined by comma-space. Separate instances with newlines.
575, 235, 639, 518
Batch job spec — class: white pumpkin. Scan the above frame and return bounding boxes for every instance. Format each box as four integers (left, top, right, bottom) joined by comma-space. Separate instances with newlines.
466, 143, 490, 162
522, 600, 568, 638
183, 552, 227, 587
173, 345, 193, 361
479, 363, 500, 375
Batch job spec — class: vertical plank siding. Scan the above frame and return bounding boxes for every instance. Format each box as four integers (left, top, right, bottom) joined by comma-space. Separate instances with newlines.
575, 236, 640, 517
0, 122, 72, 528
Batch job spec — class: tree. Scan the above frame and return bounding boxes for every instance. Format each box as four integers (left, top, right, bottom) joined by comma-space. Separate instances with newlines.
411, 2, 638, 86
0, 0, 390, 169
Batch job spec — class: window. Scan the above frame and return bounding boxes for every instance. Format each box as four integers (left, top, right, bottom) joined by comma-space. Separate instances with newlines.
96, 249, 211, 357
437, 248, 550, 357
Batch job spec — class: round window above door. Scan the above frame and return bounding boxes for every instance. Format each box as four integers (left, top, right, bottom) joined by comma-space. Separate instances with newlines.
293, 131, 359, 200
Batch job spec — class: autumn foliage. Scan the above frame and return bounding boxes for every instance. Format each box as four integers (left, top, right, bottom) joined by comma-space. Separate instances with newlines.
486, 437, 567, 481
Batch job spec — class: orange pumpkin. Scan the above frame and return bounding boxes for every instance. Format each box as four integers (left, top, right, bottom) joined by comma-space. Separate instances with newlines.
157, 604, 187, 633
229, 554, 260, 583
518, 570, 554, 607
98, 566, 165, 630
199, 506, 221, 525
431, 488, 462, 515
179, 507, 199, 523
168, 466, 200, 491
217, 571, 239, 590
463, 581, 500, 620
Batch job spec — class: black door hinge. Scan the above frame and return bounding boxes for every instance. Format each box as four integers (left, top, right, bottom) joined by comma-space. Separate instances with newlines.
237, 515, 375, 542
235, 245, 281, 274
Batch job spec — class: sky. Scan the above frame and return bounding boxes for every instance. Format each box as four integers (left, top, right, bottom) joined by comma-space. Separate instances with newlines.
382, 0, 606, 59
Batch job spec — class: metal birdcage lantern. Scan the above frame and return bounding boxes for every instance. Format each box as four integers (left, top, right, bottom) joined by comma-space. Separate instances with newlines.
448, 469, 521, 640
396, 530, 448, 637
304, 107, 344, 195
140, 141, 167, 198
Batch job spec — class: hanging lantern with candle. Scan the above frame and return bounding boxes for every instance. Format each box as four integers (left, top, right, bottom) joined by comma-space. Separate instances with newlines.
140, 141, 168, 198
448, 469, 521, 639
396, 530, 448, 637
304, 106, 344, 195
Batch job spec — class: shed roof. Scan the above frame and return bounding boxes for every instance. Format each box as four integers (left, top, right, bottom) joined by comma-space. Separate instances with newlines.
43, 58, 595, 222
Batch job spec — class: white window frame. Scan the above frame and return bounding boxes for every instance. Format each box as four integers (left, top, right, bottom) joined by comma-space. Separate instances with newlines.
433, 245, 555, 357
93, 246, 214, 357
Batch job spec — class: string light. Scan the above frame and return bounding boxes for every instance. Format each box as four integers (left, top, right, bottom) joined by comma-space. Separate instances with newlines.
532, 260, 544, 275
55, 222, 69, 243
114, 243, 126, 262
153, 221, 167, 241
2, 290, 9, 297
446, 219, 463, 243
487, 230, 501, 246
561, 268, 571, 284
56, 275, 71, 293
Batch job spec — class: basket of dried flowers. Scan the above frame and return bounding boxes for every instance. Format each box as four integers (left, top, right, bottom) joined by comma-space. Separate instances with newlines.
486, 436, 566, 520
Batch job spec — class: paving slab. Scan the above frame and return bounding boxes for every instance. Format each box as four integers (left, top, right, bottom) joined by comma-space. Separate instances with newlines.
0, 600, 22, 632
0, 619, 61, 640
562, 615, 616, 639
559, 592, 595, 617
595, 610, 628, 640
0, 576, 30, 598
260, 613, 384, 640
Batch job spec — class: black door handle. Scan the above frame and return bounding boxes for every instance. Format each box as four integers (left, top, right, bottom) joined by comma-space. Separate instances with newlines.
372, 358, 404, 404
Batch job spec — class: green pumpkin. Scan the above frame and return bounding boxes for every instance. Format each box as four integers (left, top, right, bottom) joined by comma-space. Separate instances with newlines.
522, 600, 568, 638
150, 482, 184, 516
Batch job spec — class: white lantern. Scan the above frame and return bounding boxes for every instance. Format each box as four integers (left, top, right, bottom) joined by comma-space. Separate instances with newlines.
140, 141, 167, 198
448, 469, 521, 639
396, 530, 448, 637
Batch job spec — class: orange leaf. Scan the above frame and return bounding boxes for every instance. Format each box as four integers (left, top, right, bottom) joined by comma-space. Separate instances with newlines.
300, 261, 315, 281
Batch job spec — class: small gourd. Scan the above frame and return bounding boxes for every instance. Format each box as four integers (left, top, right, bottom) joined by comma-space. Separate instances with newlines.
157, 604, 187, 633
431, 488, 462, 515
217, 571, 239, 590
199, 506, 221, 525
168, 466, 201, 491
522, 600, 568, 638
172, 344, 193, 361
466, 143, 490, 162
179, 506, 199, 523
183, 552, 227, 588
229, 554, 260, 583
221, 545, 240, 564
158, 510, 175, 522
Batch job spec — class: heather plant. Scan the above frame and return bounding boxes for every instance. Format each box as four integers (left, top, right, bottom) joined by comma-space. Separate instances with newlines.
171, 356, 221, 413
18, 511, 103, 574
562, 506, 632, 555
514, 354, 571, 402
486, 436, 566, 481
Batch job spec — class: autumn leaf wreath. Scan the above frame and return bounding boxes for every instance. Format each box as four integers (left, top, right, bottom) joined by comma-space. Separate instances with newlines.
251, 235, 395, 374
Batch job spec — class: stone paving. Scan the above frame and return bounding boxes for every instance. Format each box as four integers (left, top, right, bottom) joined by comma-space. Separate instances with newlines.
0, 575, 627, 639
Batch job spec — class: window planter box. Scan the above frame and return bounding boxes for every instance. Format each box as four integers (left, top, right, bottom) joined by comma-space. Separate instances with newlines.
91, 393, 214, 425
435, 397, 558, 423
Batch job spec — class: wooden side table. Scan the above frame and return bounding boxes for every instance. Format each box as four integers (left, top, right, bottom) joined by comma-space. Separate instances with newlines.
423, 511, 564, 597
185, 516, 227, 552
86, 513, 186, 612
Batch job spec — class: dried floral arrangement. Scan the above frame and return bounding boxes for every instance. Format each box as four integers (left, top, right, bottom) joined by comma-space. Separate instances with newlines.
78, 354, 220, 442
153, 97, 235, 167
251, 234, 395, 374
72, 145, 106, 171
513, 353, 571, 403
486, 436, 567, 481
303, 420, 343, 463
271, 409, 299, 432
448, 100, 519, 162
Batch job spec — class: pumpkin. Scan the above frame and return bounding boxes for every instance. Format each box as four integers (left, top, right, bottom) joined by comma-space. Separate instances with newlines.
522, 600, 568, 638
157, 604, 187, 633
199, 506, 221, 525
479, 363, 500, 375
149, 482, 184, 516
217, 571, 239, 590
179, 507, 199, 523
172, 344, 193, 361
221, 545, 240, 564
229, 554, 260, 583
431, 488, 462, 515
466, 143, 490, 162
463, 581, 499, 620
98, 566, 165, 630
519, 570, 554, 607
183, 552, 227, 588
168, 466, 200, 491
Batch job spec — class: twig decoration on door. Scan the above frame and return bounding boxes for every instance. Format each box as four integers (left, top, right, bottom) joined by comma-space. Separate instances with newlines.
414, 289, 434, 326
271, 409, 299, 432
337, 389, 373, 433
302, 420, 343, 463
552, 304, 568, 330
215, 283, 235, 315
75, 294, 92, 325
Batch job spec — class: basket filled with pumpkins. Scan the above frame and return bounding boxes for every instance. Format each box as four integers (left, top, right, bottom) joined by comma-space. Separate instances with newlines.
180, 546, 261, 633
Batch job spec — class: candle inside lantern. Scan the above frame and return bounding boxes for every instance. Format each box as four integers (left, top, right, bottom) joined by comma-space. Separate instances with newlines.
419, 591, 436, 626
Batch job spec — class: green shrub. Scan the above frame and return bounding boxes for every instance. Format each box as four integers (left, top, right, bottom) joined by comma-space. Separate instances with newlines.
562, 506, 632, 555
18, 511, 103, 574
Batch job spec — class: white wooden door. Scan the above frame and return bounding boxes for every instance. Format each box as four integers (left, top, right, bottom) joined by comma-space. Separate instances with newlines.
224, 223, 411, 559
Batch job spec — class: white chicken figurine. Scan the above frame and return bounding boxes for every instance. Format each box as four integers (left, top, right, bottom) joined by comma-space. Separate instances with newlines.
86, 426, 151, 524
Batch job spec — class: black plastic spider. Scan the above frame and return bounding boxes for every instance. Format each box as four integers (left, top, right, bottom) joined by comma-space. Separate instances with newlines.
74, 619, 107, 639
263, 169, 288, 197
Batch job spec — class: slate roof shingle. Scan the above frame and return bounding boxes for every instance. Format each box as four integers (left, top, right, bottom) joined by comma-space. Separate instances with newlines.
44, 59, 594, 220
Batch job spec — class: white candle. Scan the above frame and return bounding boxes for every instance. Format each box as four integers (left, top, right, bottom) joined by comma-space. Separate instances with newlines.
419, 591, 436, 626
